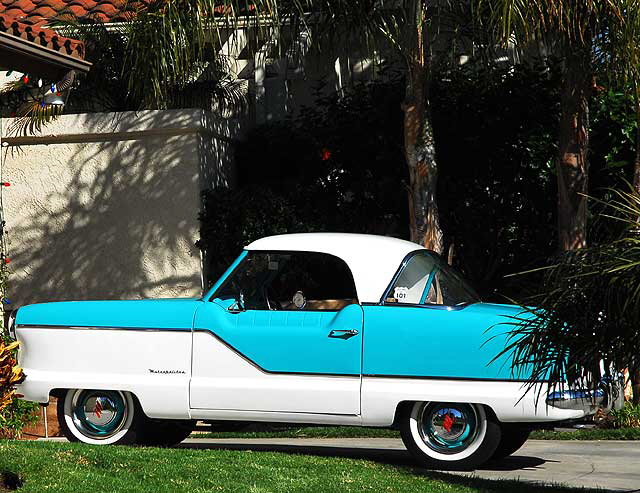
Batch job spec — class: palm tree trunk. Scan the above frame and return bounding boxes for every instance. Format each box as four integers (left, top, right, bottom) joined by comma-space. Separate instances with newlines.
403, 4, 443, 254
557, 50, 591, 251
404, 69, 442, 253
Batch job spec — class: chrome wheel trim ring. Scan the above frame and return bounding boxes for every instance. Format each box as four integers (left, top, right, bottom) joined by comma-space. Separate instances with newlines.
416, 402, 481, 455
70, 390, 129, 440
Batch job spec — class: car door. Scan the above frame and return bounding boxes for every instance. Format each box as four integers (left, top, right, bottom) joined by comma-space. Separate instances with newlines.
190, 251, 363, 415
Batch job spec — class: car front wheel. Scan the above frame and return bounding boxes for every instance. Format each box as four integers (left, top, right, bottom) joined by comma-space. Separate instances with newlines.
400, 401, 501, 470
58, 389, 141, 445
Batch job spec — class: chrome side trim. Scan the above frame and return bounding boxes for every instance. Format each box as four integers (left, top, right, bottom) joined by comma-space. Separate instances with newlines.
16, 324, 190, 332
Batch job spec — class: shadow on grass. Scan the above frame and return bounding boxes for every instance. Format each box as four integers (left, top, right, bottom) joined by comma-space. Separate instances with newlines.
178, 442, 601, 492
180, 441, 545, 470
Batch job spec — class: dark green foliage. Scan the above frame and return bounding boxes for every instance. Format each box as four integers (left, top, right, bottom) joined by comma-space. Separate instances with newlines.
433, 61, 560, 299
609, 402, 640, 428
590, 89, 639, 199
0, 399, 39, 439
201, 61, 564, 297
500, 188, 640, 395
199, 76, 408, 284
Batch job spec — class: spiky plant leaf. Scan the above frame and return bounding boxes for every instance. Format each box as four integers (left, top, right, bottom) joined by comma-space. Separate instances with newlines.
498, 186, 640, 398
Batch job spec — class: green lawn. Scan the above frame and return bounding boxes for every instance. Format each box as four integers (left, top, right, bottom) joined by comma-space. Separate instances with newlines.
0, 440, 601, 493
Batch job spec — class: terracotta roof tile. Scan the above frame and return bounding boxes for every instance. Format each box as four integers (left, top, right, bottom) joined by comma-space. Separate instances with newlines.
0, 0, 147, 26
0, 1, 250, 27
0, 12, 85, 59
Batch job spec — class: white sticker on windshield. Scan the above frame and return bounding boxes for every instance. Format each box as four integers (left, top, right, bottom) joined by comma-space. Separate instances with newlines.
394, 287, 409, 301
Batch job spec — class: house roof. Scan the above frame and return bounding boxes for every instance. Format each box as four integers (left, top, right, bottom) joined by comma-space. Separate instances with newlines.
246, 233, 424, 303
0, 13, 85, 59
0, 0, 251, 27
0, 0, 145, 26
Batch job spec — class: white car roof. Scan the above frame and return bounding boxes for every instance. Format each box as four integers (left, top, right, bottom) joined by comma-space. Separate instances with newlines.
245, 233, 426, 303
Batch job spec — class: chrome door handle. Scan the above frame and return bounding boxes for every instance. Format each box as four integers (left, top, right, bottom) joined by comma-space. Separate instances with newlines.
329, 329, 359, 337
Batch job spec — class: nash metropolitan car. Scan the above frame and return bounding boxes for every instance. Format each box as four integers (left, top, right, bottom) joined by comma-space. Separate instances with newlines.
9, 233, 619, 469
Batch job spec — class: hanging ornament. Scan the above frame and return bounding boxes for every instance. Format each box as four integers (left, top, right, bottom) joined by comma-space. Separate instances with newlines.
40, 101, 46, 108
50, 83, 56, 93
2, 299, 11, 305
38, 79, 43, 88
22, 75, 29, 84
3, 258, 10, 265
1, 182, 10, 187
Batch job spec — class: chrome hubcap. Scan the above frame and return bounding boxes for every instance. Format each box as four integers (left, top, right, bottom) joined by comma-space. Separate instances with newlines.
418, 403, 479, 454
71, 390, 128, 439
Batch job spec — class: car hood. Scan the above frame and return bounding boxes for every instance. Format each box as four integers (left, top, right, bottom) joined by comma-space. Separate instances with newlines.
15, 298, 203, 330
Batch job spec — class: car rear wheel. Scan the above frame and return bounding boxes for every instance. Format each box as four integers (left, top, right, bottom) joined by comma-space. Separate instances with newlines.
491, 425, 531, 460
400, 401, 501, 470
58, 389, 140, 445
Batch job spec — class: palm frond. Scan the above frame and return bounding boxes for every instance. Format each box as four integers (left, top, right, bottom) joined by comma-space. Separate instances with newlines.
496, 185, 640, 397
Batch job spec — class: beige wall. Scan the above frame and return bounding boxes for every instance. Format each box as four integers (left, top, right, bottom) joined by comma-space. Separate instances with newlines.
0, 109, 240, 305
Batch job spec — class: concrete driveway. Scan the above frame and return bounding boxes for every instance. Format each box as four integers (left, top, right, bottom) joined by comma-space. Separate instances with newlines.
181, 437, 640, 492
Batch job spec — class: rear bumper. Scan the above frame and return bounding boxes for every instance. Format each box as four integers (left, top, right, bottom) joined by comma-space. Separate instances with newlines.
545, 377, 625, 415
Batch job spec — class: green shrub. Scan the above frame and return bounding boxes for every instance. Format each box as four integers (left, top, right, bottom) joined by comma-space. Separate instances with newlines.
0, 397, 39, 439
0, 338, 37, 439
610, 402, 640, 429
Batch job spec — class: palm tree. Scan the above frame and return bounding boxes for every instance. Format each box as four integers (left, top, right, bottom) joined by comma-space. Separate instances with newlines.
500, 187, 640, 403
601, 1, 640, 404
481, 0, 622, 251
8, 0, 477, 253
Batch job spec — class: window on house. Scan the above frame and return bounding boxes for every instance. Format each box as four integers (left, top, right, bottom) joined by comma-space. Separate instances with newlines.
213, 251, 358, 311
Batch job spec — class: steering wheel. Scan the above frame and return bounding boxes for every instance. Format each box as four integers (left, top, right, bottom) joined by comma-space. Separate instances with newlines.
263, 285, 281, 311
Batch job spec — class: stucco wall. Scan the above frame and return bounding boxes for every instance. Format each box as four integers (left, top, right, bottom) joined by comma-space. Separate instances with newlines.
0, 109, 240, 305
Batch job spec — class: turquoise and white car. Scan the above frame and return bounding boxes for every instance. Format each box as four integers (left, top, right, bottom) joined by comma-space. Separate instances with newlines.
10, 233, 616, 469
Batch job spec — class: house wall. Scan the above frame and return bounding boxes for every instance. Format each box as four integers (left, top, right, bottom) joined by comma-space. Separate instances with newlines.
0, 109, 240, 305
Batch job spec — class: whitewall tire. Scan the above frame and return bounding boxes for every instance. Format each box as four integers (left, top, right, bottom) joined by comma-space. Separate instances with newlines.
58, 389, 140, 445
400, 401, 501, 470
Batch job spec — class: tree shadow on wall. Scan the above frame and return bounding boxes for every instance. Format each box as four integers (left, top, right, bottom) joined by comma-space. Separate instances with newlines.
6, 110, 240, 304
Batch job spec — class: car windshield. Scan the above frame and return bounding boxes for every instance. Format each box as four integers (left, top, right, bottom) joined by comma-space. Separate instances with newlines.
385, 251, 480, 307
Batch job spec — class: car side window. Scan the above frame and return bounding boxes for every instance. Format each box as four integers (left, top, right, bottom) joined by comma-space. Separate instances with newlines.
385, 251, 480, 307
214, 251, 358, 311
385, 253, 438, 304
